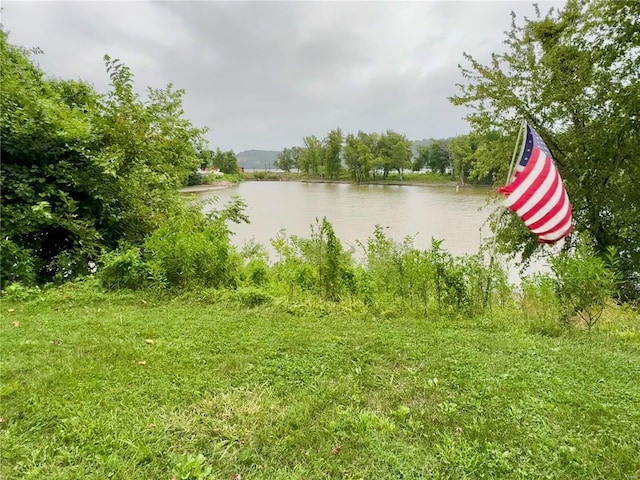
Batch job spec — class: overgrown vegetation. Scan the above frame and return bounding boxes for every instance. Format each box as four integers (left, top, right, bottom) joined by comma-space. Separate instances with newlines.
0, 31, 207, 288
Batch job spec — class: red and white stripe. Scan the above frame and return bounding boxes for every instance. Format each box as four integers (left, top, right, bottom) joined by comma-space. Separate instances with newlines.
498, 147, 572, 244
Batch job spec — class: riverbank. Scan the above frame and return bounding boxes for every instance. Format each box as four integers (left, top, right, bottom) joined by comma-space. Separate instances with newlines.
181, 175, 493, 193
180, 182, 239, 193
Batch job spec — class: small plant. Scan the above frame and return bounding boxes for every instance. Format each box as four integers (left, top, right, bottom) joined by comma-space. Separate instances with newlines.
172, 453, 213, 480
1, 282, 40, 301
520, 273, 563, 336
233, 286, 272, 308
551, 239, 618, 330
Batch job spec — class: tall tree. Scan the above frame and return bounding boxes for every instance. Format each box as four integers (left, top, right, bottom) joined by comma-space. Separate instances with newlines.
323, 128, 343, 179
212, 148, 238, 174
299, 135, 323, 177
344, 133, 373, 184
450, 0, 640, 298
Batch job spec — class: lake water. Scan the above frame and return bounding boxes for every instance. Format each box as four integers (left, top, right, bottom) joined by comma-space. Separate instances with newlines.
188, 181, 499, 257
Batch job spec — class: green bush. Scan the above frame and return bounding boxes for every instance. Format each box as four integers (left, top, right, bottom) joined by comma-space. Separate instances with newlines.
143, 209, 242, 290
0, 239, 36, 288
244, 258, 270, 286
551, 239, 618, 330
99, 246, 150, 290
233, 286, 272, 308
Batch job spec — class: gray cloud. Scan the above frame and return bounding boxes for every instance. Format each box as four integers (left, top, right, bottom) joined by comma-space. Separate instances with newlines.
1, 0, 565, 151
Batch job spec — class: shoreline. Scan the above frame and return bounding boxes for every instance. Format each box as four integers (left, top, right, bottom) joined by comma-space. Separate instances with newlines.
181, 178, 492, 193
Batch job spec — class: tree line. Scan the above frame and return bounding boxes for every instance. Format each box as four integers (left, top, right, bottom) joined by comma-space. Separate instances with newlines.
273, 128, 512, 186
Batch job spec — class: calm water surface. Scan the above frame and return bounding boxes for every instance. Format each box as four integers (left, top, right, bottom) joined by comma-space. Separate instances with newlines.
191, 181, 499, 257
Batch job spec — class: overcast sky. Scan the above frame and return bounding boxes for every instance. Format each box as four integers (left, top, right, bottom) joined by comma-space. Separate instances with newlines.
2, 1, 565, 152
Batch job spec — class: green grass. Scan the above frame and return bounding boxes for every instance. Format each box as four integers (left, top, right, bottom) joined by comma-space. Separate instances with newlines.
1, 285, 639, 479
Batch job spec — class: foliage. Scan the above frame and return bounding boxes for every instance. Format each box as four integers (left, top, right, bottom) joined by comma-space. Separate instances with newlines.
274, 147, 297, 172
99, 246, 151, 291
142, 206, 243, 290
551, 238, 618, 330
450, 0, 640, 299
323, 128, 343, 179
0, 32, 208, 286
414, 140, 451, 174
270, 219, 355, 302
211, 148, 239, 174
520, 273, 564, 336
360, 228, 508, 317
171, 453, 214, 480
298, 135, 322, 176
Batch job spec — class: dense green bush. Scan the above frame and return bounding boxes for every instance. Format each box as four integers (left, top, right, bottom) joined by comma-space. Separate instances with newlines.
143, 209, 242, 290
1, 32, 206, 287
0, 239, 36, 287
99, 247, 150, 290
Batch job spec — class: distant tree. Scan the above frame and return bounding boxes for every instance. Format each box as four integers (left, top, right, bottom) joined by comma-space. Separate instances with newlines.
290, 146, 302, 171
447, 135, 477, 185
199, 149, 215, 170
390, 135, 413, 180
425, 141, 451, 175
275, 148, 295, 172
300, 135, 323, 177
376, 131, 411, 179
323, 128, 343, 179
344, 133, 373, 184
212, 148, 238, 174
414, 144, 430, 171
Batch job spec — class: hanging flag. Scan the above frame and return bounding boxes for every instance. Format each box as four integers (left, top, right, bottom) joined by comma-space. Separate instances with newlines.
498, 123, 573, 244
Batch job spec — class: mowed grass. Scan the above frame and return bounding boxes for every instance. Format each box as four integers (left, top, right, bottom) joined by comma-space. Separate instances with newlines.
1, 286, 639, 479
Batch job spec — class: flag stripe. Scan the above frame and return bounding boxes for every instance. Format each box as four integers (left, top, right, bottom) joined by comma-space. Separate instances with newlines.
521, 170, 561, 224
512, 155, 554, 215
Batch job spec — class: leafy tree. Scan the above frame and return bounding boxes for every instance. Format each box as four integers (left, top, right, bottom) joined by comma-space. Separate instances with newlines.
275, 147, 295, 172
416, 140, 451, 175
344, 133, 373, 184
299, 135, 323, 177
323, 128, 343, 179
212, 148, 238, 174
450, 0, 640, 299
0, 32, 207, 286
390, 135, 413, 180
447, 135, 476, 185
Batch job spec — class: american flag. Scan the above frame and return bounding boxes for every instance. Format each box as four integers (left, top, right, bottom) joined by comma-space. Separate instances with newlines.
498, 124, 573, 244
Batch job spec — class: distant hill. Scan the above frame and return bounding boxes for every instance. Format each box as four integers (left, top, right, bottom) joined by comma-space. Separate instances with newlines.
237, 150, 281, 170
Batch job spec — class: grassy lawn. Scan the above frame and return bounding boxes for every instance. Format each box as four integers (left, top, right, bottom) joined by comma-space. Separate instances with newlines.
1, 286, 639, 479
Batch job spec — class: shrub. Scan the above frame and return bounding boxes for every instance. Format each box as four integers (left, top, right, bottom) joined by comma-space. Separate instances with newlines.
244, 258, 270, 287
99, 246, 150, 290
0, 239, 36, 289
520, 273, 563, 336
233, 286, 272, 308
551, 239, 618, 330
144, 209, 242, 290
